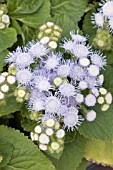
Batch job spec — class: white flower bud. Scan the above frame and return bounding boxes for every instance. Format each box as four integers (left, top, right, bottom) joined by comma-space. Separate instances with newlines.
46, 22, 54, 27
39, 144, 47, 151
86, 110, 96, 122
1, 84, 9, 92
30, 132, 38, 141
97, 96, 104, 104
46, 128, 54, 136
99, 88, 107, 95
0, 75, 5, 84
51, 142, 59, 150
54, 77, 62, 86
79, 58, 90, 67
48, 41, 57, 49
39, 133, 50, 144
7, 75, 16, 84
46, 119, 55, 127
17, 89, 25, 98
0, 10, 3, 15
40, 36, 50, 44
101, 104, 110, 111
2, 14, 10, 24
105, 92, 112, 104
1, 72, 8, 77
0, 91, 4, 99
56, 129, 65, 139
34, 125, 42, 134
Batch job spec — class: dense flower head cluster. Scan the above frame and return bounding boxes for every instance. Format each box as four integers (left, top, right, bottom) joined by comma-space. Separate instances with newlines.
37, 22, 62, 49
31, 117, 65, 154
6, 30, 112, 153
91, 0, 113, 34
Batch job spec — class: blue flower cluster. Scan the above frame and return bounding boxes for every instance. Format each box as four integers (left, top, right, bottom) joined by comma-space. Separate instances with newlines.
6, 31, 112, 132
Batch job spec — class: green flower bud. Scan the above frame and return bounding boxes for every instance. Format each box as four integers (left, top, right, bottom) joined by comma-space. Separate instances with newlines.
0, 22, 5, 29
8, 64, 16, 75
37, 32, 44, 39
92, 29, 113, 51
50, 36, 58, 42
53, 31, 61, 38
16, 96, 24, 103
0, 155, 3, 163
44, 28, 52, 35
39, 24, 47, 31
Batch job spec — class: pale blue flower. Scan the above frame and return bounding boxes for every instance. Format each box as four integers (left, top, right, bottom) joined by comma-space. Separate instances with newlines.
28, 41, 49, 58
85, 94, 96, 107
16, 68, 32, 86
70, 65, 86, 81
90, 53, 106, 68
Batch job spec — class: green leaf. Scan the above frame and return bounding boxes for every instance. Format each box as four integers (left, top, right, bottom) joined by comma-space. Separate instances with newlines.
76, 159, 89, 170
22, 25, 36, 44
52, 14, 77, 38
78, 105, 113, 141
21, 118, 38, 132
0, 96, 22, 117
65, 130, 76, 143
0, 142, 13, 168
0, 50, 9, 72
51, 0, 88, 23
8, 0, 51, 29
11, 19, 25, 44
0, 28, 17, 52
83, 11, 97, 44
0, 125, 55, 170
105, 51, 113, 65
102, 65, 113, 94
85, 139, 113, 166
49, 134, 86, 170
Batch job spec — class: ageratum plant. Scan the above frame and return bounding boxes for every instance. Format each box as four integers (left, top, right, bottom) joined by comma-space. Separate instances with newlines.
1, 0, 113, 170
0, 21, 111, 161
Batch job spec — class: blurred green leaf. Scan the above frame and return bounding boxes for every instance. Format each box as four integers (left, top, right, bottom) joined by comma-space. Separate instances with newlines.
51, 0, 88, 23
8, 0, 51, 29
0, 50, 9, 72
85, 139, 113, 166
78, 105, 113, 141
0, 142, 13, 169
0, 125, 55, 170
0, 28, 17, 52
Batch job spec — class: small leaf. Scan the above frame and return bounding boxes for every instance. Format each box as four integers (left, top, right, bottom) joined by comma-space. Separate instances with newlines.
21, 118, 38, 132
8, 0, 51, 29
0, 28, 17, 52
49, 134, 86, 170
65, 130, 76, 143
0, 142, 13, 168
0, 50, 9, 72
0, 96, 22, 117
85, 139, 113, 166
102, 65, 113, 94
52, 14, 77, 38
0, 125, 55, 170
83, 11, 97, 44
78, 105, 113, 141
51, 0, 88, 23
